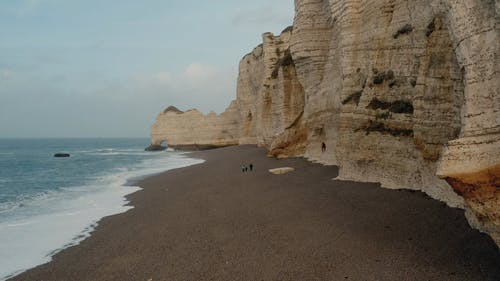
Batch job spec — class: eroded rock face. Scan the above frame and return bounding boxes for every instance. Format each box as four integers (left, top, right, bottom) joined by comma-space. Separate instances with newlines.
150, 0, 499, 246
287, 0, 499, 246
150, 101, 240, 149
236, 29, 306, 150
151, 28, 304, 152
438, 136, 500, 245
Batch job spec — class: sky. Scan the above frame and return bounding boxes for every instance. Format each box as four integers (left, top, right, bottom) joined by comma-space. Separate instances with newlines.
0, 0, 294, 138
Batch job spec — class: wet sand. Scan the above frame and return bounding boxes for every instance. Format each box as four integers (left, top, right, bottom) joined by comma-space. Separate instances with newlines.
10, 145, 500, 280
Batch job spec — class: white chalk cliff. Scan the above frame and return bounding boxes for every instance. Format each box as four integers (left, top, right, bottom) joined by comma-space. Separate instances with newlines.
150, 0, 499, 247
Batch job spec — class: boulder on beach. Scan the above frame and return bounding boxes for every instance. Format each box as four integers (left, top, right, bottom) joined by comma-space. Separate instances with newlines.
269, 167, 295, 175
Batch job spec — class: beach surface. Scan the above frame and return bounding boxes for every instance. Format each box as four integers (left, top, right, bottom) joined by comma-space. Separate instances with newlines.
10, 145, 500, 281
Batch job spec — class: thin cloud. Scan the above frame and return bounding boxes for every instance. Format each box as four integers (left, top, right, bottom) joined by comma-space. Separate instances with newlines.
0, 0, 295, 137
154, 72, 172, 84
130, 63, 237, 114
183, 63, 217, 82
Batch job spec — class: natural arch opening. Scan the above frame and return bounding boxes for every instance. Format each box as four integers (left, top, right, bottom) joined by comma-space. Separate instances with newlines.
145, 140, 168, 151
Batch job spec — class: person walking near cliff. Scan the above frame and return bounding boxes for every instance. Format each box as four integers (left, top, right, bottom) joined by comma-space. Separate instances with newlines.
321, 142, 327, 153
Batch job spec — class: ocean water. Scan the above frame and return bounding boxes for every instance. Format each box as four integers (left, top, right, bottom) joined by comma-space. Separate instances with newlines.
0, 138, 204, 280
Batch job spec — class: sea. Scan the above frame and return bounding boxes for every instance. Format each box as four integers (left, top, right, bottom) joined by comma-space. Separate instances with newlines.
0, 138, 203, 280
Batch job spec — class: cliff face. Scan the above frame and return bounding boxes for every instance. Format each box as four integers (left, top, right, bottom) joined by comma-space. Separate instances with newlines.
150, 0, 499, 246
289, 0, 499, 245
150, 104, 240, 149
237, 29, 307, 156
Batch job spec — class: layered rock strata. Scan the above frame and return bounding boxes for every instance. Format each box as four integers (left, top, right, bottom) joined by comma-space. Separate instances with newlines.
237, 29, 306, 155
150, 0, 499, 246
150, 105, 240, 149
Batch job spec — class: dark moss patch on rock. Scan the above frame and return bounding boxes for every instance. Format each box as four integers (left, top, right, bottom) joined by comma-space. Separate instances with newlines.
362, 77, 368, 89
385, 70, 396, 87
389, 100, 414, 114
280, 49, 294, 67
281, 25, 294, 33
361, 120, 414, 137
376, 112, 392, 120
366, 98, 414, 114
342, 91, 363, 106
271, 69, 279, 79
271, 49, 294, 79
385, 70, 395, 80
426, 19, 436, 37
393, 24, 414, 39
373, 72, 386, 84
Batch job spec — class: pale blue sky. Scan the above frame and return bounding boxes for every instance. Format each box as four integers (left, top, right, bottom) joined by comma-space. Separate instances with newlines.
0, 0, 294, 137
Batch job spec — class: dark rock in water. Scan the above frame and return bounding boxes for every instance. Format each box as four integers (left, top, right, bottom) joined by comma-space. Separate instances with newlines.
54, 153, 70, 158
145, 144, 166, 151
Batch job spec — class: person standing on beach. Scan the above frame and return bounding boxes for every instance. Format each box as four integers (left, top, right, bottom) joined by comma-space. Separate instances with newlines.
249, 164, 253, 171
242, 164, 246, 173
321, 142, 326, 153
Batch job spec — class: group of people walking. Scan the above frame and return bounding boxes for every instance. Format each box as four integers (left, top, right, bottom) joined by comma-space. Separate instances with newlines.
241, 163, 253, 172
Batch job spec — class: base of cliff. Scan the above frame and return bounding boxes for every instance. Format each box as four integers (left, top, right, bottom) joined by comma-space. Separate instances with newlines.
11, 145, 500, 280
169, 144, 237, 151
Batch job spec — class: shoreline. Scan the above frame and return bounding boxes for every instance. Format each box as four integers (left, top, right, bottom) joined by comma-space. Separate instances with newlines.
9, 145, 500, 281
1, 150, 203, 281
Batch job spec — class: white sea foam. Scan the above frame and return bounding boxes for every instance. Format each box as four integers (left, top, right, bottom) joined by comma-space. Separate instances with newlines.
88, 151, 155, 156
0, 152, 204, 281
76, 148, 158, 157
